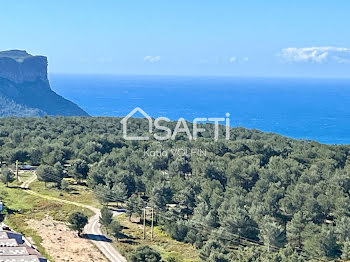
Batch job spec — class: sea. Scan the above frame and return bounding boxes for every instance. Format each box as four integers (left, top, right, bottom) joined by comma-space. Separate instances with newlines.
50, 75, 350, 145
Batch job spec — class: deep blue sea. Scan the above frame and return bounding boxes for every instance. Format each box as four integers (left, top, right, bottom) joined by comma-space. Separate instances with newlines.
50, 75, 350, 145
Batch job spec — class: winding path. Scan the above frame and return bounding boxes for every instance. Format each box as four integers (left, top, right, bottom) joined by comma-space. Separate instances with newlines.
20, 173, 127, 262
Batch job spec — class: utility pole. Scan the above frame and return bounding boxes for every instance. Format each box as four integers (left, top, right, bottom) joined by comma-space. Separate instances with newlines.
15, 160, 19, 181
151, 208, 154, 241
143, 208, 146, 240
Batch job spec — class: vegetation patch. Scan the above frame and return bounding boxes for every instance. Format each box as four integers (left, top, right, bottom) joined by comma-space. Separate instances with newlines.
30, 178, 101, 208
1, 117, 350, 260
114, 214, 200, 261
0, 182, 93, 261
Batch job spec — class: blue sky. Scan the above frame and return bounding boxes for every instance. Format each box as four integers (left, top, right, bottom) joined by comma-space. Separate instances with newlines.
1, 0, 350, 77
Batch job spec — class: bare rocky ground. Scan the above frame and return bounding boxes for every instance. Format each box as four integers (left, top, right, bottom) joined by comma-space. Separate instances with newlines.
28, 216, 108, 262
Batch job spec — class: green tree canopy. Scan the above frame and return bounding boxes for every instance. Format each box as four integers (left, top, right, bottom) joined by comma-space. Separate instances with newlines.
68, 212, 88, 236
129, 246, 161, 262
0, 167, 15, 187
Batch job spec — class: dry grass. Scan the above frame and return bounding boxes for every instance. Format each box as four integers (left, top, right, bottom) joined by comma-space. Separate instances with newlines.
114, 214, 200, 262
29, 178, 101, 208
0, 182, 94, 262
28, 216, 108, 262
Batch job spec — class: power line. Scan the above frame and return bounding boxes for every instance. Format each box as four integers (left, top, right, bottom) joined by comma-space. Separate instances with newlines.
156, 210, 279, 250
153, 207, 328, 262
21, 173, 327, 262
156, 212, 252, 247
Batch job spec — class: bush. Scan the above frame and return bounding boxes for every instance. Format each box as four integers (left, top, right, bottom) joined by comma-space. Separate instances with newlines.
68, 212, 88, 236
129, 246, 161, 262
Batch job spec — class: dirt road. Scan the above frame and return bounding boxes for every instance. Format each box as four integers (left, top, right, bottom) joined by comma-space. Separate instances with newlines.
21, 173, 127, 262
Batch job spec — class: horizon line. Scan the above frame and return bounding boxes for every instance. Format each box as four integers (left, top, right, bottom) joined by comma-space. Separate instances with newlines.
48, 73, 350, 80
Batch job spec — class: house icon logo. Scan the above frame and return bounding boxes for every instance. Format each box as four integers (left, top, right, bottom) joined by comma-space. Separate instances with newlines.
120, 107, 153, 140
121, 107, 231, 141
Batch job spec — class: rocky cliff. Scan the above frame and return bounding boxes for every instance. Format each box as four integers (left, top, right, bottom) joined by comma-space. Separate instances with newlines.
0, 50, 89, 117
0, 50, 48, 83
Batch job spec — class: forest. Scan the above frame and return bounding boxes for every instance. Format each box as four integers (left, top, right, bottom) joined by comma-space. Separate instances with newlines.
1, 116, 350, 261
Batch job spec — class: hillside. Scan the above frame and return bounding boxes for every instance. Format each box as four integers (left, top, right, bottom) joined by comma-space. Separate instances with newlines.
1, 117, 350, 261
0, 50, 89, 117
0, 95, 44, 117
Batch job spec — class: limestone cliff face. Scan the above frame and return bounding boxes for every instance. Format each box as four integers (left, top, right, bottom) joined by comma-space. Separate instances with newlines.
0, 50, 89, 117
0, 50, 48, 83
